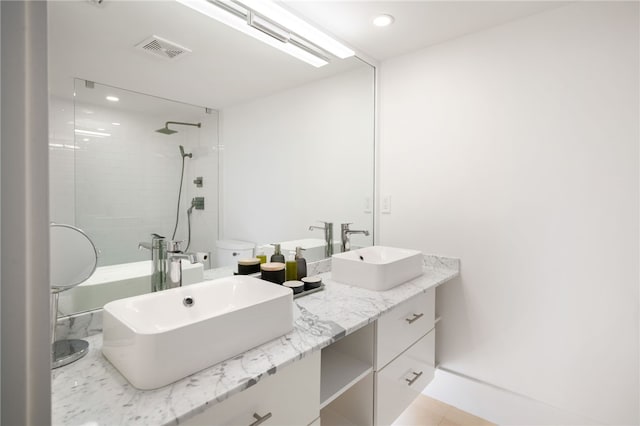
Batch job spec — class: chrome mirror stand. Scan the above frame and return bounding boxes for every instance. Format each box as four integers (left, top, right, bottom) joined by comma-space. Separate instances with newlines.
51, 290, 89, 369
49, 222, 98, 369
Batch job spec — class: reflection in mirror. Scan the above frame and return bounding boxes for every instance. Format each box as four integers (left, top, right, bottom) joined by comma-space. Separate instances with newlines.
50, 223, 98, 368
221, 61, 374, 254
50, 223, 98, 291
54, 81, 212, 315
48, 0, 375, 317
70, 80, 219, 267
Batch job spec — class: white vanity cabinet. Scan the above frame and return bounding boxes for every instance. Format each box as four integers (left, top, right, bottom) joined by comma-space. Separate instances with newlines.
374, 288, 436, 426
183, 351, 321, 426
320, 288, 437, 426
375, 289, 435, 370
183, 288, 437, 426
375, 330, 435, 425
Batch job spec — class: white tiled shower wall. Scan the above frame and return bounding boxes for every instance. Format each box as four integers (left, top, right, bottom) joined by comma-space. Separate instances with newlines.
49, 92, 218, 267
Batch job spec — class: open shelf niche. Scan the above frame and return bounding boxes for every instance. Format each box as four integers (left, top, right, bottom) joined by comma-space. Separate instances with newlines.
320, 322, 374, 426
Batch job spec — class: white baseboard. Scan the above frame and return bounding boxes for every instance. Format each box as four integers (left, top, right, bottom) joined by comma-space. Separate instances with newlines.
422, 368, 601, 425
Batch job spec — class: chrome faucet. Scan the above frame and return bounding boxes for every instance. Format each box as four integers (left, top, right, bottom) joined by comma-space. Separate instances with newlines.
139, 234, 197, 292
340, 223, 370, 252
166, 241, 198, 289
138, 233, 167, 293
309, 221, 334, 257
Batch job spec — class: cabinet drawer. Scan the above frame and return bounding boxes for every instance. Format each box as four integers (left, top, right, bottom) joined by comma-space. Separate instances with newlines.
183, 351, 320, 426
375, 289, 435, 370
374, 330, 435, 426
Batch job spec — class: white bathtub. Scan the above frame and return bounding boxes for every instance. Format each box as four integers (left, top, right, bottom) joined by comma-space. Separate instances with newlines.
58, 260, 204, 315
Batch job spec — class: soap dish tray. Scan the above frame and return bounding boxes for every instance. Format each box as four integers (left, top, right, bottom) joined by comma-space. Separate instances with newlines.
294, 284, 325, 299
234, 272, 325, 298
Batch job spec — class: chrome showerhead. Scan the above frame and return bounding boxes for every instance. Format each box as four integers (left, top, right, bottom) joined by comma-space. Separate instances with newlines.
155, 121, 201, 136
179, 145, 192, 159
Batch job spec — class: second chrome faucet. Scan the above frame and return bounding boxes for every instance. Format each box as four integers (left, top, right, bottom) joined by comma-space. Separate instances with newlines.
309, 221, 371, 255
309, 221, 334, 257
340, 223, 370, 253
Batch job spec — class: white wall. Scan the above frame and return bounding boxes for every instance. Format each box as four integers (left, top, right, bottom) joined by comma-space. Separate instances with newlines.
221, 66, 374, 249
379, 2, 639, 425
1, 2, 51, 423
49, 87, 219, 268
0, 3, 3, 418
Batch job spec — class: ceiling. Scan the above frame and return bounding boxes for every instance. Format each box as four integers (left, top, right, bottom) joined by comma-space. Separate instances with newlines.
283, 1, 568, 61
48, 1, 367, 109
48, 1, 567, 109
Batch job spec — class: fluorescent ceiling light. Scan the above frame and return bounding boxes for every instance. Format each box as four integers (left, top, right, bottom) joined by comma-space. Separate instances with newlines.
237, 0, 354, 59
112, 122, 121, 126
74, 129, 111, 137
175, 0, 352, 67
373, 14, 394, 27
106, 96, 120, 102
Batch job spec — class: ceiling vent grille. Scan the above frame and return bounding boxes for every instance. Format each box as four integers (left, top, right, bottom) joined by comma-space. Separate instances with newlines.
135, 35, 192, 60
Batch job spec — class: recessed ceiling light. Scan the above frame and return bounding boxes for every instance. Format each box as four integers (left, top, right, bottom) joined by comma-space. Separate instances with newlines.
106, 96, 119, 102
97, 128, 105, 131
83, 138, 90, 142
112, 122, 121, 126
373, 14, 394, 27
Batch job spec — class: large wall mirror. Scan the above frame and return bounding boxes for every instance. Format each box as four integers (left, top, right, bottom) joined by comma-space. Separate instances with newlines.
48, 1, 375, 316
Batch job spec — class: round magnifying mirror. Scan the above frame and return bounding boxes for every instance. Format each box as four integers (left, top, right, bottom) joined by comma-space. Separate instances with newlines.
50, 223, 98, 292
50, 223, 98, 369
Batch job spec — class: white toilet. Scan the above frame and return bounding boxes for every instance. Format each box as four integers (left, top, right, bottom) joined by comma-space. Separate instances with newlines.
215, 240, 256, 268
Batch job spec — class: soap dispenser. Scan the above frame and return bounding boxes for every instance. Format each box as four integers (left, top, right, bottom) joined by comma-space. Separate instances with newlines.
295, 246, 307, 280
270, 243, 285, 263
285, 253, 297, 282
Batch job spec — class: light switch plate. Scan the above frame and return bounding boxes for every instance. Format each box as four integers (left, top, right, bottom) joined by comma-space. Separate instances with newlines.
382, 195, 391, 214
364, 197, 372, 214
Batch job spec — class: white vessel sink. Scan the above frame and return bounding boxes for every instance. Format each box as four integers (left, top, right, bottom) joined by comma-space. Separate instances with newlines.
102, 275, 293, 390
331, 246, 423, 291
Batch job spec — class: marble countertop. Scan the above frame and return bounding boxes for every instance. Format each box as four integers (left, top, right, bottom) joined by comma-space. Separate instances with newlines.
52, 255, 459, 426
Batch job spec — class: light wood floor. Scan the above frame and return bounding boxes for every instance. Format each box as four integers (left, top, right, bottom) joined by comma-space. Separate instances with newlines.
392, 395, 495, 426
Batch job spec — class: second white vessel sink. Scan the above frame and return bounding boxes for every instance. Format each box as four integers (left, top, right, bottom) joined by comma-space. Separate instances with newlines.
331, 246, 423, 291
102, 275, 293, 390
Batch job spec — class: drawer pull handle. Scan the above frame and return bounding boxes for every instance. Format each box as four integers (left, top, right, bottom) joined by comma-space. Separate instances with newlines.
249, 412, 272, 426
406, 371, 423, 386
405, 313, 424, 324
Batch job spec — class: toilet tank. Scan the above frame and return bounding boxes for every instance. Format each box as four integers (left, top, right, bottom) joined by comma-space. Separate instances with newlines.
215, 240, 255, 268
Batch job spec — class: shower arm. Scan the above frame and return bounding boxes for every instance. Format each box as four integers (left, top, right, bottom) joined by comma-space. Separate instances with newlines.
165, 121, 201, 129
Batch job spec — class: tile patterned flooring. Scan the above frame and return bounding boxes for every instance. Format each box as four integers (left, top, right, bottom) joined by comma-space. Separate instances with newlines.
392, 395, 495, 426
